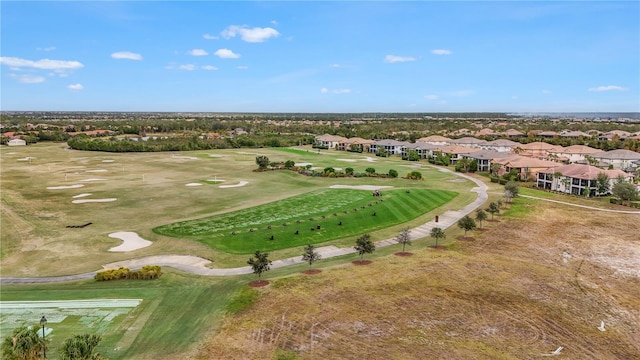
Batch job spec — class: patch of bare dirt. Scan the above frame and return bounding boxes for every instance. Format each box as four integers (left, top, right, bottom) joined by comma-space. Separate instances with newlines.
302, 269, 322, 275
457, 235, 476, 241
352, 260, 372, 265
394, 252, 413, 257
249, 280, 269, 287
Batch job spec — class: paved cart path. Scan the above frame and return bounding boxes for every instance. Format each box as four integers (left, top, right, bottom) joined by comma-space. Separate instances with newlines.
1, 168, 488, 284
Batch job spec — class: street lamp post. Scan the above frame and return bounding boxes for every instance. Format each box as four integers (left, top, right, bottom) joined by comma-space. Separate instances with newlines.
40, 316, 47, 359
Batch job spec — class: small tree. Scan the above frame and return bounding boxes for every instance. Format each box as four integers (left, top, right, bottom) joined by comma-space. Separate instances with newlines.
612, 181, 639, 206
475, 209, 487, 228
595, 172, 610, 195
2, 325, 46, 360
255, 155, 270, 169
407, 150, 420, 161
496, 198, 504, 210
388, 169, 398, 178
406, 171, 423, 180
365, 167, 376, 175
396, 228, 412, 252
354, 233, 375, 260
247, 250, 272, 279
487, 202, 500, 220
284, 160, 295, 169
301, 244, 321, 268
553, 171, 563, 191
59, 334, 106, 360
345, 167, 354, 176
504, 181, 519, 203
457, 215, 477, 238
430, 227, 446, 247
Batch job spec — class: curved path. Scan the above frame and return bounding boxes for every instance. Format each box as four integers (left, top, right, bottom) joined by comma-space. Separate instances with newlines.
1, 168, 488, 284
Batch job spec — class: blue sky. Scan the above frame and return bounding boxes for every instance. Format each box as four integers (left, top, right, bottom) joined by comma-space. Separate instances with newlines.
1, 1, 638, 113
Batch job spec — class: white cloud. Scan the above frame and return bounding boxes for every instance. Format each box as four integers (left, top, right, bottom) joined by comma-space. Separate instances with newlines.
68, 83, 84, 91
214, 48, 240, 59
236, 66, 248, 70
333, 89, 351, 94
424, 94, 439, 100
111, 51, 142, 60
320, 88, 328, 93
431, 49, 452, 55
9, 74, 45, 84
201, 65, 218, 70
384, 55, 416, 63
270, 20, 278, 26
542, 89, 551, 94
203, 33, 219, 40
36, 46, 56, 51
588, 85, 628, 92
221, 25, 279, 43
0, 56, 83, 70
187, 49, 208, 56
178, 64, 196, 71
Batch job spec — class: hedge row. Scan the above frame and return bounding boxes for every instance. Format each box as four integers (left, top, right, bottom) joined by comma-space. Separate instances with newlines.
95, 266, 163, 281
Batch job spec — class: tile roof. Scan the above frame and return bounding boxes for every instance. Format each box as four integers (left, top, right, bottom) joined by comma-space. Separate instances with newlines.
591, 149, 640, 160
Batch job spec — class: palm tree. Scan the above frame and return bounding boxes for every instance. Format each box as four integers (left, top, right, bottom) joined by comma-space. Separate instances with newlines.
58, 334, 106, 360
2, 325, 46, 360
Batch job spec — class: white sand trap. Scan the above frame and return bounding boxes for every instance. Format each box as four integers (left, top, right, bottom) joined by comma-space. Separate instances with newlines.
295, 162, 313, 167
102, 160, 115, 163
208, 154, 225, 158
108, 231, 152, 252
364, 157, 377, 162
17, 157, 33, 161
334, 167, 343, 171
337, 158, 357, 162
329, 185, 394, 191
185, 183, 203, 187
72, 193, 93, 198
72, 198, 117, 204
237, 151, 262, 155
47, 184, 85, 190
86, 169, 107, 173
80, 178, 106, 182
6, 152, 17, 155
219, 181, 248, 188
207, 179, 225, 182
171, 155, 198, 160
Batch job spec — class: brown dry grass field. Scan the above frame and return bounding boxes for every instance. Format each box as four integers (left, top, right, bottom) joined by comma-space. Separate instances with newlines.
195, 200, 640, 359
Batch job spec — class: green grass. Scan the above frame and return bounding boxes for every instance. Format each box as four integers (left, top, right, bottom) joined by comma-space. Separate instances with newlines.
271, 147, 322, 156
153, 188, 457, 253
0, 272, 246, 360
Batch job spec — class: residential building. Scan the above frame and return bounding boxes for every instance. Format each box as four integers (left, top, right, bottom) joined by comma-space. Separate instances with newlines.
338, 137, 374, 152
369, 139, 409, 155
547, 145, 603, 163
401, 142, 439, 159
433, 145, 481, 165
493, 155, 561, 181
450, 137, 487, 148
416, 135, 452, 145
590, 149, 640, 171
537, 164, 634, 196
479, 139, 520, 153
7, 138, 27, 146
461, 150, 514, 172
516, 142, 564, 158
314, 134, 348, 149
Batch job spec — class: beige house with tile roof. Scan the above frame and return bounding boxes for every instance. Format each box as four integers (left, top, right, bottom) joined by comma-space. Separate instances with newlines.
537, 163, 634, 196
548, 145, 603, 163
493, 155, 561, 181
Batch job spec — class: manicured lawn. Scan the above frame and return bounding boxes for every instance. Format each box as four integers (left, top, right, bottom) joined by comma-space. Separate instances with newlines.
153, 188, 457, 253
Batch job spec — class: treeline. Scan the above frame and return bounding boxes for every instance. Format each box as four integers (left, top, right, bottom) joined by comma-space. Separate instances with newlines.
67, 134, 315, 152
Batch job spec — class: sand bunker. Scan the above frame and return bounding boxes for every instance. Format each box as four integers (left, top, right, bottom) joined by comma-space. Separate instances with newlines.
17, 157, 32, 161
80, 178, 106, 182
72, 193, 93, 198
337, 159, 357, 162
208, 154, 225, 158
102, 160, 115, 163
219, 181, 248, 188
47, 184, 85, 190
108, 231, 153, 252
207, 179, 225, 182
329, 185, 394, 191
364, 157, 377, 162
72, 198, 117, 204
237, 151, 262, 155
296, 162, 313, 167
185, 183, 203, 187
171, 155, 198, 160
86, 169, 107, 173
